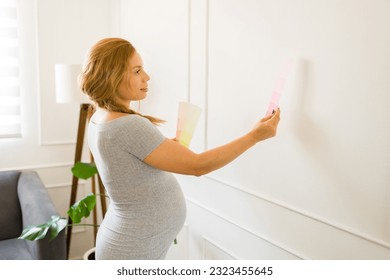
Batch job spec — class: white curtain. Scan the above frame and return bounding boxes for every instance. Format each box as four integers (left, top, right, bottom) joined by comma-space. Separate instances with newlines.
0, 0, 21, 138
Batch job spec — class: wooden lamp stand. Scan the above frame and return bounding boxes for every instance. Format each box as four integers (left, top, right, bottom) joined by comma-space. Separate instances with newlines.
66, 103, 107, 259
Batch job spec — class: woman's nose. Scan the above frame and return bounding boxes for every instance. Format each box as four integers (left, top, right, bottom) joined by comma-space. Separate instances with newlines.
144, 71, 150, 81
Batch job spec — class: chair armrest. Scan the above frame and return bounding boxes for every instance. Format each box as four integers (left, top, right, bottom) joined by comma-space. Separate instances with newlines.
17, 171, 66, 260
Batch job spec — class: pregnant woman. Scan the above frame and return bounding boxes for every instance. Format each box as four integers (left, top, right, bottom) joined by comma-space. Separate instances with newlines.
80, 37, 280, 259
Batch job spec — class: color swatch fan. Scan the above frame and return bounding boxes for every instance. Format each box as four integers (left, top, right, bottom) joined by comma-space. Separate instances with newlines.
176, 102, 202, 148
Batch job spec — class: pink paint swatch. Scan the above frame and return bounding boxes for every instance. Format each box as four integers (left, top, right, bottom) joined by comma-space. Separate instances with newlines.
265, 59, 293, 117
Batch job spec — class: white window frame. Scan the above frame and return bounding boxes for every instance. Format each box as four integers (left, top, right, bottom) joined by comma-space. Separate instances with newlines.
0, 0, 21, 138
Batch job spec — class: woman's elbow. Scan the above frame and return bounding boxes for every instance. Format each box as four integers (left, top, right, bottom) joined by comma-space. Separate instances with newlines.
192, 167, 208, 177
191, 155, 211, 177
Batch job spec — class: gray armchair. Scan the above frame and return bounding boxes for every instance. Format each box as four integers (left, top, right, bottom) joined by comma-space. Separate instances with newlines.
0, 170, 66, 259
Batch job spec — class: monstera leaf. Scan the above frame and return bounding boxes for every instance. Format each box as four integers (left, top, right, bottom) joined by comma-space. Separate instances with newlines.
19, 215, 67, 241
67, 193, 96, 223
71, 162, 98, 179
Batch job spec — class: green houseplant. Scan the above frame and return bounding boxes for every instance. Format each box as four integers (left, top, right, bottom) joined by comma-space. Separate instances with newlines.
19, 162, 100, 242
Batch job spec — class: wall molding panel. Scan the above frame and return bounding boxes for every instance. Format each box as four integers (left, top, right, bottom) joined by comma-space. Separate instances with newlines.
37, 0, 113, 145
202, 237, 238, 260
206, 175, 390, 250
39, 140, 76, 147
0, 162, 72, 172
185, 193, 305, 259
179, 175, 390, 259
184, 196, 301, 259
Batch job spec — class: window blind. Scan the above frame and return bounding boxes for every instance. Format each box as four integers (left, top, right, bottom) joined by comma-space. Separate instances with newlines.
0, 0, 21, 138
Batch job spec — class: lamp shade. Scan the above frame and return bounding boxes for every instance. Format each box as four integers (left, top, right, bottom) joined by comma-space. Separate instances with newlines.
55, 64, 87, 104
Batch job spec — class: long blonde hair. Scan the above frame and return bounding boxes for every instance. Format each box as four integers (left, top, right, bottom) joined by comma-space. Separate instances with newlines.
80, 38, 164, 125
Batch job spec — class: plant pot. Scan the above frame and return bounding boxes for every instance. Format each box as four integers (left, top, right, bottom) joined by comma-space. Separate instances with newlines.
83, 247, 96, 260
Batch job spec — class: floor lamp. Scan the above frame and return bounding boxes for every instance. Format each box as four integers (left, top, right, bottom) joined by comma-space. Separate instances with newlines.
55, 64, 107, 259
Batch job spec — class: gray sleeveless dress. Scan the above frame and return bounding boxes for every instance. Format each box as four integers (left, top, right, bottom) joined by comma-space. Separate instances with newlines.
87, 114, 186, 259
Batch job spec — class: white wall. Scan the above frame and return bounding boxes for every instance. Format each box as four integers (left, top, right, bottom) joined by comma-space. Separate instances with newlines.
0, 0, 118, 259
120, 0, 390, 259
1, 0, 389, 260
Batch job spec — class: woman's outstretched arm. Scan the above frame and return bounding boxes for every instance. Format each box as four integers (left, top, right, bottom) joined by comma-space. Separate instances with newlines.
144, 109, 280, 176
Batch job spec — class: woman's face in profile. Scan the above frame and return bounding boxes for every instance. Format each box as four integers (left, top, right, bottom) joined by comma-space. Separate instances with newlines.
117, 51, 151, 104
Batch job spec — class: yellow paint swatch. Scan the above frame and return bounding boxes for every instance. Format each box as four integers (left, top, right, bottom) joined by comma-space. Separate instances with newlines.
176, 102, 202, 148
